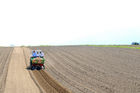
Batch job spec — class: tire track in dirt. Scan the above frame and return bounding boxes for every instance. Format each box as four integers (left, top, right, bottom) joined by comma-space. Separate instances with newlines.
39, 49, 89, 93
57, 47, 140, 80
4, 47, 41, 93
46, 48, 113, 93
22, 48, 44, 93
0, 48, 13, 93
40, 47, 114, 93
45, 64, 95, 93
30, 46, 140, 93
57, 47, 140, 81
58, 47, 140, 93
23, 47, 71, 93
45, 50, 95, 93
31, 47, 109, 93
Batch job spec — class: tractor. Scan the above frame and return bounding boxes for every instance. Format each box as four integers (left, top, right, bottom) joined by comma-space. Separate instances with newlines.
30, 50, 45, 70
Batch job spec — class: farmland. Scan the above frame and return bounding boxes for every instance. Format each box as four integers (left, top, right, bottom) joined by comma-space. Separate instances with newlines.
30, 46, 140, 93
0, 46, 140, 93
0, 47, 13, 93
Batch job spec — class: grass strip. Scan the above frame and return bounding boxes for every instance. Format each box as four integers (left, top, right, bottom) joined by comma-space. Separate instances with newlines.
89, 45, 140, 49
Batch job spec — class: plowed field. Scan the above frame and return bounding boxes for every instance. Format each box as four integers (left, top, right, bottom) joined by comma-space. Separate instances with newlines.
1, 46, 140, 93
0, 47, 13, 93
30, 46, 140, 93
4, 47, 70, 93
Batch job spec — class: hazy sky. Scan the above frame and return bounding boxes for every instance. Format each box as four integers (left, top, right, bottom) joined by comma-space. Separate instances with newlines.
0, 0, 140, 46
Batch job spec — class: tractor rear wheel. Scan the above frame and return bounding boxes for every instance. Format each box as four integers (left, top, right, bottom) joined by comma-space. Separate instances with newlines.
31, 66, 35, 70
36, 66, 41, 70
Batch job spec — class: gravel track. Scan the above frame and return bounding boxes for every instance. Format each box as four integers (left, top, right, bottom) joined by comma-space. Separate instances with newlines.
30, 46, 140, 93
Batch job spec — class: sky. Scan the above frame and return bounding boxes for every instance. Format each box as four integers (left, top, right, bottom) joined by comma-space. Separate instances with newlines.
0, 0, 140, 46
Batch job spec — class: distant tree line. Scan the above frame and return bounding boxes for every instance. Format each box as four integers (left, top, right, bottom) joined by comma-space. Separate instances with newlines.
132, 42, 139, 45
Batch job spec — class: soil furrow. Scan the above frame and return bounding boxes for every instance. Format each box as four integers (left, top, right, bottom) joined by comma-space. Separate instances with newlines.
0, 48, 13, 93
23, 47, 71, 93
30, 46, 140, 93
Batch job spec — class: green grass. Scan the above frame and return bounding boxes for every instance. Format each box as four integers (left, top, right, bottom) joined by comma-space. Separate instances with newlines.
89, 45, 140, 49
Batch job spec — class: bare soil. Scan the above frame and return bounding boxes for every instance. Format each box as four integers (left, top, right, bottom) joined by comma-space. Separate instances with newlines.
0, 47, 13, 93
23, 47, 71, 93
4, 47, 41, 93
30, 46, 140, 93
2, 47, 70, 93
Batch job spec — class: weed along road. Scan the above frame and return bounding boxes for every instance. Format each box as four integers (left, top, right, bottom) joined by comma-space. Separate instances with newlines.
4, 47, 40, 93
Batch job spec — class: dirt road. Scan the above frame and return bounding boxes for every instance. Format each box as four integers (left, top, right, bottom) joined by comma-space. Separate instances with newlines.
30, 46, 140, 93
4, 47, 40, 93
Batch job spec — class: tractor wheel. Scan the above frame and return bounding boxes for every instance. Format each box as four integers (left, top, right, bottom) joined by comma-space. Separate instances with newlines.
31, 66, 35, 70
36, 66, 41, 70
